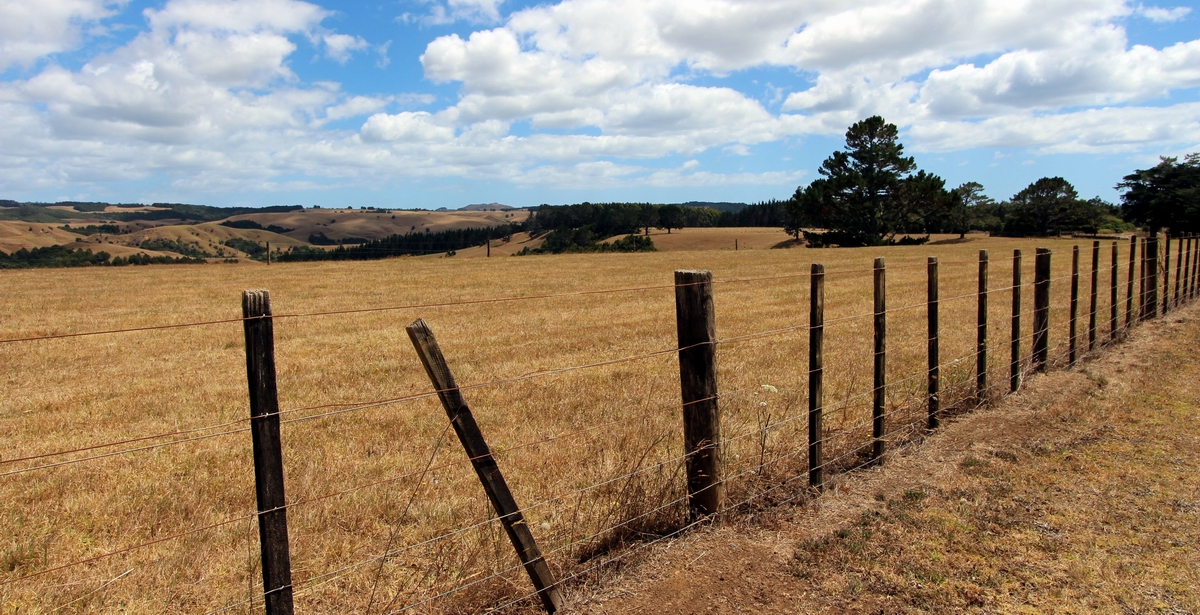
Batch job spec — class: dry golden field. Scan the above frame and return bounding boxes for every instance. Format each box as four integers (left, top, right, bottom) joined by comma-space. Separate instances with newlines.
0, 235, 1139, 613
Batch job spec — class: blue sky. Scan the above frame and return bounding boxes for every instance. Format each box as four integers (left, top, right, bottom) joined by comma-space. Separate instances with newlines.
0, 0, 1197, 209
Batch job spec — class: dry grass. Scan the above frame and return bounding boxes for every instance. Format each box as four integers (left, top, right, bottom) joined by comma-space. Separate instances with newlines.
585, 299, 1200, 615
0, 235, 1135, 613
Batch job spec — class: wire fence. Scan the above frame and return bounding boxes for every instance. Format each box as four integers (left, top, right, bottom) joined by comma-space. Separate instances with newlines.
2, 235, 1195, 614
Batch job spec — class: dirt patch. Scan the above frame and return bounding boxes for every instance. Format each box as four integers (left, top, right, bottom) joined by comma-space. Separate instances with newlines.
575, 306, 1200, 614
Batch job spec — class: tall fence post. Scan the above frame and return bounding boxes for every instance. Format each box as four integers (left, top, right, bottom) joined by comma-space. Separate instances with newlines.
808, 264, 825, 489
1138, 238, 1147, 322
1069, 245, 1079, 366
1011, 249, 1022, 392
1032, 248, 1051, 372
1191, 235, 1199, 300
1110, 241, 1119, 342
1163, 232, 1171, 315
406, 319, 563, 613
872, 257, 886, 462
1147, 235, 1159, 319
1125, 237, 1136, 332
976, 250, 988, 401
1088, 241, 1099, 351
1174, 235, 1184, 307
927, 257, 940, 429
241, 290, 295, 615
673, 270, 723, 519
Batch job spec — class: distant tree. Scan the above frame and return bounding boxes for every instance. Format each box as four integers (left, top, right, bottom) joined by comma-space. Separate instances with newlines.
1117, 154, 1200, 233
951, 182, 996, 238
1003, 177, 1099, 236
639, 203, 658, 235
657, 204, 684, 234
790, 116, 953, 246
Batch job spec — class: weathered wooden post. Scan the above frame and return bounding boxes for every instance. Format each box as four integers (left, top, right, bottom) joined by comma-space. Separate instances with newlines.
1011, 249, 1022, 392
976, 250, 988, 401
406, 319, 563, 613
927, 257, 940, 429
1088, 241, 1099, 351
1032, 248, 1051, 372
1163, 232, 1171, 315
1147, 235, 1159, 318
872, 257, 886, 462
1110, 241, 1119, 342
1138, 238, 1147, 322
673, 270, 723, 519
1174, 236, 1184, 307
1069, 245, 1079, 366
1125, 237, 1136, 331
808, 264, 825, 489
241, 289, 295, 615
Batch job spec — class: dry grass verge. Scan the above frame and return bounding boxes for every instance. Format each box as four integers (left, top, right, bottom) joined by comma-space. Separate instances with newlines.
585, 302, 1200, 614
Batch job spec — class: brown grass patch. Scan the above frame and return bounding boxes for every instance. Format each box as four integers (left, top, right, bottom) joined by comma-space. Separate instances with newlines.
0, 236, 1124, 612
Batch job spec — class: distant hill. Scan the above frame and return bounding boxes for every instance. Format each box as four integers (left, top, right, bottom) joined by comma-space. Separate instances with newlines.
677, 201, 748, 213
461, 202, 513, 211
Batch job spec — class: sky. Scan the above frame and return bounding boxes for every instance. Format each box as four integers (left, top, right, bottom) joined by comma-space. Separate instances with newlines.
0, 0, 1197, 209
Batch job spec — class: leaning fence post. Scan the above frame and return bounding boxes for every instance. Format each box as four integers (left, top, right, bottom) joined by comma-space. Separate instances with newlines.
406, 319, 563, 613
976, 250, 988, 401
1011, 250, 1022, 392
927, 257, 940, 429
1125, 237, 1136, 331
1191, 235, 1199, 300
1110, 241, 1119, 342
808, 263, 825, 489
1088, 241, 1099, 351
1033, 248, 1051, 372
673, 270, 723, 520
872, 257, 886, 462
241, 290, 295, 615
1069, 245, 1079, 366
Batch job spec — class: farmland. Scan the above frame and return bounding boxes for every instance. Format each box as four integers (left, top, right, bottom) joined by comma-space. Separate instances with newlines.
2, 235, 1116, 612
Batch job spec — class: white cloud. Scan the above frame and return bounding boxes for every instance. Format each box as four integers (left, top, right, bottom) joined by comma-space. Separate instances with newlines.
322, 33, 369, 63
1136, 4, 1191, 22
0, 0, 122, 71
2, 0, 1199, 196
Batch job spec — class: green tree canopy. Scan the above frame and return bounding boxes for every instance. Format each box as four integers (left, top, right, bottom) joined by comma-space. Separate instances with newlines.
789, 116, 953, 246
1003, 177, 1100, 236
1118, 154, 1200, 233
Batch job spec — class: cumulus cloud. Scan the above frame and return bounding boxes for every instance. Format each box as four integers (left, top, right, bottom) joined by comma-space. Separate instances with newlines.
0, 0, 122, 71
1135, 4, 1191, 22
2, 0, 1199, 196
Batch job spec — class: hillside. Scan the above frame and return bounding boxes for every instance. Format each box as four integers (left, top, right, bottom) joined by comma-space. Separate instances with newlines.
0, 202, 529, 261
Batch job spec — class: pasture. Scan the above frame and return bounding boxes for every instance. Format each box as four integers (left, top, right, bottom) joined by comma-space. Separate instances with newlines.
1, 235, 1110, 612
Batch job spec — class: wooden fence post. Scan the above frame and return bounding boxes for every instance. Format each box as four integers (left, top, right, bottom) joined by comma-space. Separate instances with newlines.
1088, 241, 1099, 351
1174, 236, 1184, 307
1125, 237, 1136, 331
808, 264, 825, 489
241, 290, 295, 615
927, 257, 940, 429
1185, 235, 1195, 300
976, 250, 988, 401
673, 270, 723, 519
1069, 245, 1079, 366
1110, 242, 1118, 342
1011, 249, 1022, 392
872, 257, 886, 462
1163, 233, 1171, 315
1138, 238, 1147, 322
1033, 248, 1051, 372
1147, 235, 1159, 319
406, 319, 563, 614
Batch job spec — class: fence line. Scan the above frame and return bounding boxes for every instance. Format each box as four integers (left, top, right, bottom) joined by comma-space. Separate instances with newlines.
4, 237, 1188, 614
